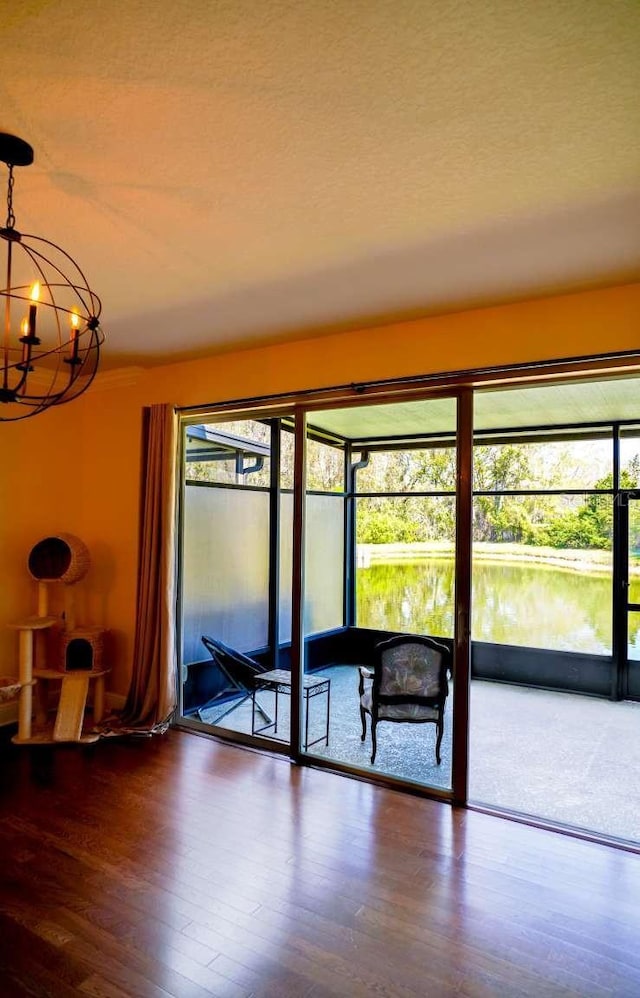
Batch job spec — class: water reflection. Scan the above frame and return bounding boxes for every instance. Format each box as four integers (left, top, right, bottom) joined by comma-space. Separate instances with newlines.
357, 559, 640, 655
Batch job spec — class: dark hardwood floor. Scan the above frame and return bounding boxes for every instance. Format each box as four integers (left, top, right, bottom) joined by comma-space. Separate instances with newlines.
0, 729, 639, 997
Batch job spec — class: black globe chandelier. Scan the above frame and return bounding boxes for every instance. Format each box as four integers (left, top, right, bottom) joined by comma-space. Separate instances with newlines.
0, 132, 104, 421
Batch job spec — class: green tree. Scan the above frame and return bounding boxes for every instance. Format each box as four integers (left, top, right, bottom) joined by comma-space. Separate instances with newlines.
473, 445, 533, 542
541, 464, 640, 550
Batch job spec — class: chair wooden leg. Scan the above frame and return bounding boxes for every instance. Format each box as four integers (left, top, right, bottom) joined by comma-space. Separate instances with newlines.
360, 705, 367, 741
435, 723, 443, 765
370, 720, 377, 764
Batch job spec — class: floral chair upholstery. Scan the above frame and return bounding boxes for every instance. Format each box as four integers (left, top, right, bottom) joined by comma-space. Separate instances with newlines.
359, 635, 451, 765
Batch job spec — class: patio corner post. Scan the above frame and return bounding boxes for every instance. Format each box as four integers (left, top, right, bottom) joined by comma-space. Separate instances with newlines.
453, 388, 473, 806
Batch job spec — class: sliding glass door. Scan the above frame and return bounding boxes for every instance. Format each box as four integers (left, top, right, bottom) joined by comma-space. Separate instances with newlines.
179, 416, 294, 748
176, 369, 640, 836
177, 391, 473, 800
294, 392, 472, 799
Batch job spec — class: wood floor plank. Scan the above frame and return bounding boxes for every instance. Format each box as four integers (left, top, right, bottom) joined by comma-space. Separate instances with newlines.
0, 910, 88, 996
1, 729, 639, 997
53, 907, 231, 998
79, 975, 139, 998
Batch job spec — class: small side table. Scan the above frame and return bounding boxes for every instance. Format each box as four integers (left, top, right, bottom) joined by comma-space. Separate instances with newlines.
252, 669, 330, 750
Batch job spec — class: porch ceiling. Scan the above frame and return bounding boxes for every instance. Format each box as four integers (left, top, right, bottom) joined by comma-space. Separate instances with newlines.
307, 373, 640, 442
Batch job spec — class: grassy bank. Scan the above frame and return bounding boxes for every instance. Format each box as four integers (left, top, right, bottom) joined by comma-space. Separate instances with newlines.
357, 541, 640, 576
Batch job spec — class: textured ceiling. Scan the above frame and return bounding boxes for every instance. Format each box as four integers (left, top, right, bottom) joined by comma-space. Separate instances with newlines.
2, 0, 639, 369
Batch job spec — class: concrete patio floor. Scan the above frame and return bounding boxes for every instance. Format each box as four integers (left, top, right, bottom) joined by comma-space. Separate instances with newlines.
468, 679, 640, 844
197, 668, 640, 845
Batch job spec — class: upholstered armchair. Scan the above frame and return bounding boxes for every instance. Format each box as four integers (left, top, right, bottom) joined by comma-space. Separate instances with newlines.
359, 634, 451, 765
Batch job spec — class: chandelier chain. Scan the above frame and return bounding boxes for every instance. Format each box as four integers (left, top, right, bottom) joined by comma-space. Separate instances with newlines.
5, 164, 15, 230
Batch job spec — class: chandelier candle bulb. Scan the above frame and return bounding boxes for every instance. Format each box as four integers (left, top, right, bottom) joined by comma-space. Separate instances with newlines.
28, 281, 39, 337
69, 309, 79, 362
19, 318, 29, 366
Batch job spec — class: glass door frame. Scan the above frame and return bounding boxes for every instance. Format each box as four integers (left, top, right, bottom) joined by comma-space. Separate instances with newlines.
288, 388, 473, 805
174, 354, 640, 818
176, 405, 297, 755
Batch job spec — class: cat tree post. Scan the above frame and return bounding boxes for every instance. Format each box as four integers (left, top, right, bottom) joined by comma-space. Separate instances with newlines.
17, 628, 33, 740
37, 582, 49, 617
10, 616, 56, 742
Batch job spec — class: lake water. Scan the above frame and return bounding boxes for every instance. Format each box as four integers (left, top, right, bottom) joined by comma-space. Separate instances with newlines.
357, 559, 640, 657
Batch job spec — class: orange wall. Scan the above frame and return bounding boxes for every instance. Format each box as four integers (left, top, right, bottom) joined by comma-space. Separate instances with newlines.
1, 283, 639, 694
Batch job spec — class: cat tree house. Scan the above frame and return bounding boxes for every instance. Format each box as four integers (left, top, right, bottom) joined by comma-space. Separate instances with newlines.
10, 534, 108, 745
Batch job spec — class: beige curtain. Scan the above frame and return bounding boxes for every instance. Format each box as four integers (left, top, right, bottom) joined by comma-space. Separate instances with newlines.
120, 403, 178, 731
